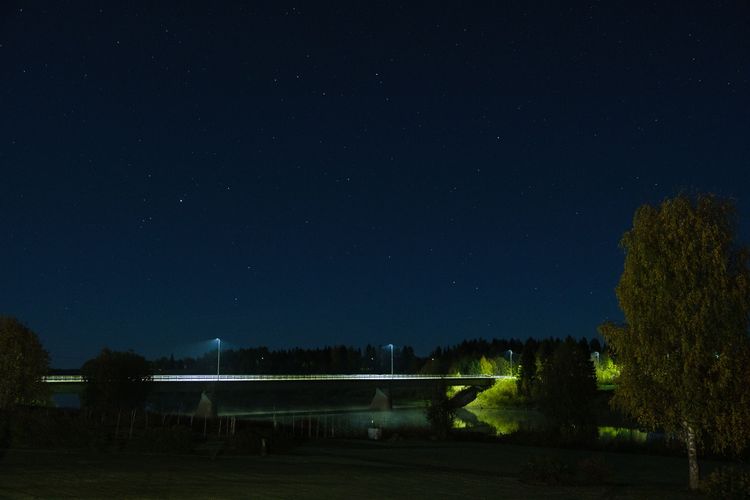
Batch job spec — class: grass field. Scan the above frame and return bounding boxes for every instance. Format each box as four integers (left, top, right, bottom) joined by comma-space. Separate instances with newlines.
0, 438, 719, 499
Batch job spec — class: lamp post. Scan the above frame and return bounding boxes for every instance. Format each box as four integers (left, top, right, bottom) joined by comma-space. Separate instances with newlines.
216, 338, 221, 380
387, 344, 394, 376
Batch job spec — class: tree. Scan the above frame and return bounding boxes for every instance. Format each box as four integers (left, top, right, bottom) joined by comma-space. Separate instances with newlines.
424, 383, 456, 439
535, 337, 598, 442
600, 194, 750, 490
516, 338, 538, 399
0, 316, 50, 410
589, 338, 602, 355
401, 345, 420, 373
476, 355, 495, 375
81, 349, 153, 414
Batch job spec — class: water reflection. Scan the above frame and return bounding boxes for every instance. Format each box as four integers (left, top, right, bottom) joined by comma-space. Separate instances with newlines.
462, 410, 653, 444
598, 426, 648, 443
222, 406, 431, 436
223, 405, 546, 437
224, 406, 653, 446
55, 390, 652, 445
455, 408, 543, 435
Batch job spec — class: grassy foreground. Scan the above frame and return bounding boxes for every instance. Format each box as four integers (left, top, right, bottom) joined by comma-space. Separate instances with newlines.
0, 438, 717, 499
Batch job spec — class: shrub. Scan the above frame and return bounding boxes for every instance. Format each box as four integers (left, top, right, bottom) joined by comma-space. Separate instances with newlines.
7, 408, 106, 450
702, 466, 750, 499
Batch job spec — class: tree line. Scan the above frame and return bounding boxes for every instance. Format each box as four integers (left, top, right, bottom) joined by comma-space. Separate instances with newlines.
150, 336, 608, 377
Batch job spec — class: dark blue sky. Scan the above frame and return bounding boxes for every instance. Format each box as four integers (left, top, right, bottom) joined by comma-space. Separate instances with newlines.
2, 2, 749, 367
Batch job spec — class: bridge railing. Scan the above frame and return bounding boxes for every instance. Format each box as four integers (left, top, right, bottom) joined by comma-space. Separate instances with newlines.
43, 374, 512, 383
44, 375, 84, 383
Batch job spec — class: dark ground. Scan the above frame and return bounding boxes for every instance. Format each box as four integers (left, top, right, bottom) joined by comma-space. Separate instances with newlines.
0, 438, 719, 499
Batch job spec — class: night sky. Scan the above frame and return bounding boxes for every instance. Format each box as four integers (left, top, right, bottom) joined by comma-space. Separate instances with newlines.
2, 2, 749, 368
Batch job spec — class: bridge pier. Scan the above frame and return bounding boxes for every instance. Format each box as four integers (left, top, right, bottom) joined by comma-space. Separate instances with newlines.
368, 388, 392, 411
195, 391, 216, 418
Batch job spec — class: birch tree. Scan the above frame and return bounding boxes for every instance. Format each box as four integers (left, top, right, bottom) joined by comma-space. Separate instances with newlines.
600, 194, 750, 490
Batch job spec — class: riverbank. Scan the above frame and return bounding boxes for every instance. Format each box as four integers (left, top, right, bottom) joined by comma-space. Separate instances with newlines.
0, 438, 716, 498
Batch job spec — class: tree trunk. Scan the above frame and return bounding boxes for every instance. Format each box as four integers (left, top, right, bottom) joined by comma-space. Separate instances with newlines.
115, 410, 121, 440
684, 421, 700, 490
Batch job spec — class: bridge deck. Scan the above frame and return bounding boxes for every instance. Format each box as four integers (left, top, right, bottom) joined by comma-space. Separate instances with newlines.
44, 374, 509, 385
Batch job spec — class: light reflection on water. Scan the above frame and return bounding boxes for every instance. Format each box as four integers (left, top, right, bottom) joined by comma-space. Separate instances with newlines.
598, 426, 649, 443
457, 407, 549, 435
221, 406, 432, 435
224, 406, 539, 436
222, 405, 653, 444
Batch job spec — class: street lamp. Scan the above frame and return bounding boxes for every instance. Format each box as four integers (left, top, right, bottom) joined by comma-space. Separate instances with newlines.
387, 344, 394, 376
216, 338, 221, 379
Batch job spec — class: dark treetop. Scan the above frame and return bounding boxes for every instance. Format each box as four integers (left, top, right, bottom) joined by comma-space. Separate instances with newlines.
1, 2, 748, 367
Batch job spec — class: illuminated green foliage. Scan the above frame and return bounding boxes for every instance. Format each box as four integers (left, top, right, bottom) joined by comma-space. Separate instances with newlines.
477, 356, 495, 375
469, 412, 521, 435
594, 355, 620, 386
0, 316, 49, 409
494, 357, 511, 376
598, 426, 647, 444
469, 378, 518, 408
447, 354, 511, 376
600, 194, 750, 490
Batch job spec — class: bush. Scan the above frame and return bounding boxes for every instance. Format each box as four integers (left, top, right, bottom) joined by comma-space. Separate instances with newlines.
702, 466, 750, 499
7, 408, 107, 450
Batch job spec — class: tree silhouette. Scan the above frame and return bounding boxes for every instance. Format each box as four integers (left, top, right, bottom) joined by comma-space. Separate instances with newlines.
81, 349, 153, 414
516, 338, 538, 399
0, 316, 49, 410
535, 337, 597, 442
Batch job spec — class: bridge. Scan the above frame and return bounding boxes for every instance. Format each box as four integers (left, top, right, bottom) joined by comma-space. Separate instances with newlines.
44, 373, 508, 388
45, 374, 508, 412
